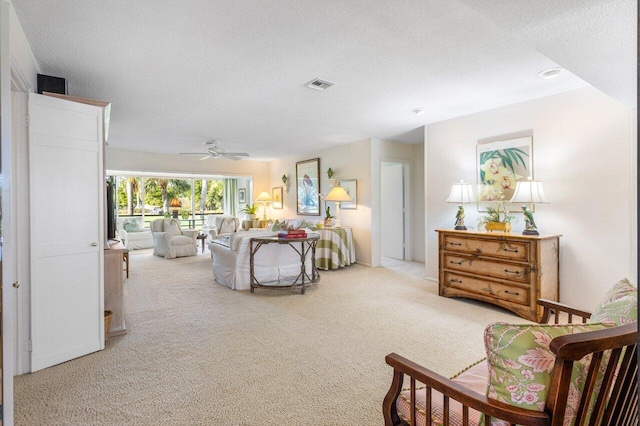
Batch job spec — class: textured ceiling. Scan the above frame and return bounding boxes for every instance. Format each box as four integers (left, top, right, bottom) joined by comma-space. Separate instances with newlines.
11, 1, 631, 161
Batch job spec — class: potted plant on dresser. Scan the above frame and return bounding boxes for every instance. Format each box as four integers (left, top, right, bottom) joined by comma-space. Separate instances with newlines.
478, 203, 514, 232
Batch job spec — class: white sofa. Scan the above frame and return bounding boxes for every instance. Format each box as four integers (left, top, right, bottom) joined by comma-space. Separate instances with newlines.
117, 217, 155, 250
208, 229, 313, 290
150, 218, 199, 259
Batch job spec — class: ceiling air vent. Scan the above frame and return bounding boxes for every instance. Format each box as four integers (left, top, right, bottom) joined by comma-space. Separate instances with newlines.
304, 78, 334, 91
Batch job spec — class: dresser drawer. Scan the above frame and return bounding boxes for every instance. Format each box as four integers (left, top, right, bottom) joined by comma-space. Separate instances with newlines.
443, 235, 529, 261
443, 272, 530, 306
443, 254, 529, 283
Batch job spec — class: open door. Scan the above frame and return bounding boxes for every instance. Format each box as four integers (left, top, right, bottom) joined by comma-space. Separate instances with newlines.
29, 93, 104, 371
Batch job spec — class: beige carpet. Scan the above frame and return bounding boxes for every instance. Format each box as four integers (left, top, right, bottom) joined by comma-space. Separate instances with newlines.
15, 249, 523, 425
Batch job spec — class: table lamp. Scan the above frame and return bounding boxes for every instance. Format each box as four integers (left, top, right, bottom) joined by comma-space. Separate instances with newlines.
324, 186, 351, 227
255, 191, 273, 220
509, 177, 549, 235
446, 180, 476, 230
170, 197, 182, 219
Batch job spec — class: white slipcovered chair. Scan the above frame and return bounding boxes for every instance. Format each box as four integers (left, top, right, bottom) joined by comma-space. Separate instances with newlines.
150, 218, 199, 259
202, 215, 242, 240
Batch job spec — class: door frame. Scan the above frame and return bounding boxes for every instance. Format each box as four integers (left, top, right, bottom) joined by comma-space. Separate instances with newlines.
1, 1, 16, 423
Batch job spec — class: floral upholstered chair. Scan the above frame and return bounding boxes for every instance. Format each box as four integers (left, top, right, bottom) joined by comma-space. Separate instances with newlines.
150, 218, 199, 259
383, 279, 638, 426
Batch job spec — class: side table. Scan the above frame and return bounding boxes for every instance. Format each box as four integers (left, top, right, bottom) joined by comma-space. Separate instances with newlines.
249, 235, 320, 294
196, 233, 207, 253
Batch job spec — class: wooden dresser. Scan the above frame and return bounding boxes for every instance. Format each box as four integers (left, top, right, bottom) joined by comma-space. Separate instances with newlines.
437, 229, 560, 322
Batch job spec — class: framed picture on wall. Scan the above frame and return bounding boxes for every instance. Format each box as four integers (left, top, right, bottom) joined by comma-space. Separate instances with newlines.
272, 186, 283, 209
296, 158, 320, 215
238, 188, 246, 204
339, 179, 357, 209
477, 135, 533, 212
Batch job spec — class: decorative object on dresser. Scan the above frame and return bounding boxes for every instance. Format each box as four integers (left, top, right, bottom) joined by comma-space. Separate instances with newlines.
446, 180, 476, 230
437, 229, 560, 322
323, 185, 352, 227
296, 158, 321, 215
478, 203, 513, 233
170, 197, 182, 218
510, 177, 549, 235
255, 191, 273, 219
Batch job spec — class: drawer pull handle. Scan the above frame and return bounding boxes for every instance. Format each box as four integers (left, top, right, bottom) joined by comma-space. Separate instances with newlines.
504, 290, 520, 296
504, 269, 521, 274
450, 260, 463, 265
448, 278, 462, 284
502, 247, 519, 253
448, 242, 462, 246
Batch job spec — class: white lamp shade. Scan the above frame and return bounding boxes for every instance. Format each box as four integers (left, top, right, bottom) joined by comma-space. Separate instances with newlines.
324, 186, 352, 202
446, 182, 476, 204
255, 191, 272, 202
510, 180, 549, 204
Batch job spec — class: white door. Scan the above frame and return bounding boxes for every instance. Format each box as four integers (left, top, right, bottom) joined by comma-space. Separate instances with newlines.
29, 93, 104, 372
381, 162, 405, 259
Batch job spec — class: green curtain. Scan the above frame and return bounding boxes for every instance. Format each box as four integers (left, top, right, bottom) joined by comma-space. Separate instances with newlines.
223, 178, 238, 216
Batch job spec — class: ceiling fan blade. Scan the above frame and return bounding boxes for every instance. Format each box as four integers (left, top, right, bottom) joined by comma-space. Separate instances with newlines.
199, 156, 211, 161
224, 155, 242, 161
180, 152, 210, 155
222, 152, 250, 157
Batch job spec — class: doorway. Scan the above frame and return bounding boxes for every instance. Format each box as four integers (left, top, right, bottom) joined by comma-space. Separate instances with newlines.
380, 161, 407, 260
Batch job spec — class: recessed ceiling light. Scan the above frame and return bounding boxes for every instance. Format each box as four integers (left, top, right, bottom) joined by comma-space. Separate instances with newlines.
412, 108, 426, 115
537, 67, 563, 79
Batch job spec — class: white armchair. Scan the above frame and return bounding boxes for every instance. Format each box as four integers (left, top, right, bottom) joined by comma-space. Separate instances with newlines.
150, 218, 199, 259
202, 215, 242, 240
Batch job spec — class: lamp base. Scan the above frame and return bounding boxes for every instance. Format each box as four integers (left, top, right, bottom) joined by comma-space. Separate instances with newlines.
522, 229, 539, 236
454, 225, 467, 230
172, 210, 179, 219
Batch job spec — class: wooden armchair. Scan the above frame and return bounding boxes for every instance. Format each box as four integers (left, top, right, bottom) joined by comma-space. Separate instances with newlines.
383, 299, 638, 425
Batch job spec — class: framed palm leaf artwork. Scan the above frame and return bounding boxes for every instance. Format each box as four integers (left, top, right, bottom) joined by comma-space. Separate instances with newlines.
477, 135, 533, 212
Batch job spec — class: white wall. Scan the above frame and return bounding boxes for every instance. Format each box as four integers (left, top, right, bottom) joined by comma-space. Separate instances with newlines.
425, 87, 636, 310
267, 139, 373, 265
412, 142, 425, 262
106, 149, 270, 197
9, 2, 39, 90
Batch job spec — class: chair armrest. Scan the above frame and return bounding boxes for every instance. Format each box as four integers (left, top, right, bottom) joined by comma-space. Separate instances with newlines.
537, 299, 592, 324
182, 229, 199, 240
383, 353, 550, 426
208, 229, 219, 239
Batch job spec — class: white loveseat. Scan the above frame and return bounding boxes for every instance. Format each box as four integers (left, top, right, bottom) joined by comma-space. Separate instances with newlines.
150, 218, 199, 259
117, 217, 155, 250
208, 230, 313, 290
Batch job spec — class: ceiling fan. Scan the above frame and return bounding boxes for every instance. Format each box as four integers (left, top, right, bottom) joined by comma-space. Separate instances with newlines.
180, 140, 250, 161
